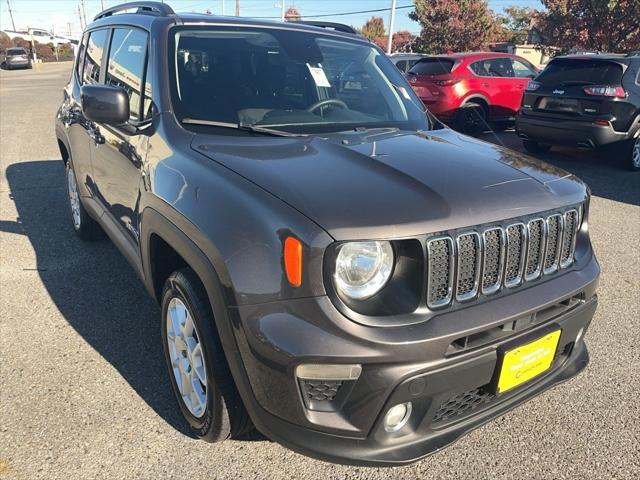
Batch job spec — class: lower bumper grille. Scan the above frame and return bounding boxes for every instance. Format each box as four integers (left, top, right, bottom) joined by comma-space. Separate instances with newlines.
432, 388, 495, 425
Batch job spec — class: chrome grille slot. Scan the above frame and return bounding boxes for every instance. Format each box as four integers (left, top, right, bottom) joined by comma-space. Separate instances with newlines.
456, 232, 481, 301
543, 214, 563, 274
560, 209, 579, 268
426, 237, 454, 308
481, 228, 504, 295
504, 223, 526, 288
525, 218, 545, 280
424, 207, 580, 309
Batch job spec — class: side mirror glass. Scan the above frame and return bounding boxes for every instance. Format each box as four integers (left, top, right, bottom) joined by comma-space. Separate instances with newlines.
81, 84, 129, 125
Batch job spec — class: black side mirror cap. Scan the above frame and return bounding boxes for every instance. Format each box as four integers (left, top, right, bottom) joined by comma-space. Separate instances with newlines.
81, 84, 129, 126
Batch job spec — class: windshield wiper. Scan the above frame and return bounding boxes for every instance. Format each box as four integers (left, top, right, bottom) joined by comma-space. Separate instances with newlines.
182, 118, 307, 137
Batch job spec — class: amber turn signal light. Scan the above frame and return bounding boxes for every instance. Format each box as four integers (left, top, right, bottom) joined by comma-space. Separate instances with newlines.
284, 236, 302, 287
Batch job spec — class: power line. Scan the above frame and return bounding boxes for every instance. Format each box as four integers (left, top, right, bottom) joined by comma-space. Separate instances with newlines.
249, 4, 413, 19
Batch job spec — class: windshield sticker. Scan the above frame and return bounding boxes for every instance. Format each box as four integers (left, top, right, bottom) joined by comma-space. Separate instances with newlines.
307, 64, 331, 88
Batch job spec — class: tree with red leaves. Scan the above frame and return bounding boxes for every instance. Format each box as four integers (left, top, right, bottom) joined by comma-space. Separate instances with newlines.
284, 6, 302, 22
410, 0, 503, 53
536, 0, 640, 53
360, 16, 386, 41
372, 31, 414, 52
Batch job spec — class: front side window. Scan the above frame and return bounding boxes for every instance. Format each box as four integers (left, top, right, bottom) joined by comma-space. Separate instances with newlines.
105, 28, 149, 121
82, 29, 109, 84
511, 58, 537, 78
170, 27, 428, 134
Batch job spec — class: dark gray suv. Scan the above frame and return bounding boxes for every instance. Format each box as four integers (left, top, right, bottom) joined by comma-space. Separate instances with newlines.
55, 1, 600, 466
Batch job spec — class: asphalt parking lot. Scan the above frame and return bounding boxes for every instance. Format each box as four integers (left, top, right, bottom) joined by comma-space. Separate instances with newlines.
1, 62, 638, 480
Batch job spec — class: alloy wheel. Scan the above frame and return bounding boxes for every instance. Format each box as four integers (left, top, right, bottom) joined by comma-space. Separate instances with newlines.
166, 297, 208, 418
632, 137, 640, 169
67, 166, 81, 230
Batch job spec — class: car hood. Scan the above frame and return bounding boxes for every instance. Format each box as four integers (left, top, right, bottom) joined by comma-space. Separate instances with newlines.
192, 128, 587, 240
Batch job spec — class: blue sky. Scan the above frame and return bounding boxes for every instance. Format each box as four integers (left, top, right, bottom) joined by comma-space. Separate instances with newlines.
1, 0, 541, 37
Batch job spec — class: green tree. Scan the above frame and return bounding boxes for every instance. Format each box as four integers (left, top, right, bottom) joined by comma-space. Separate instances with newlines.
499, 6, 539, 43
410, 0, 503, 53
536, 0, 640, 53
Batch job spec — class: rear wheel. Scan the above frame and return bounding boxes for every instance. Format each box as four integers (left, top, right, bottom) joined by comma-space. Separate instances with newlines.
522, 139, 552, 154
629, 136, 640, 171
455, 102, 489, 136
161, 268, 253, 442
65, 160, 100, 240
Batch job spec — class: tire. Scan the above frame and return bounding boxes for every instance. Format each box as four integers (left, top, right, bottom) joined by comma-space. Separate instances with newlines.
65, 160, 100, 240
628, 136, 640, 171
454, 102, 489, 136
161, 268, 253, 442
522, 139, 552, 154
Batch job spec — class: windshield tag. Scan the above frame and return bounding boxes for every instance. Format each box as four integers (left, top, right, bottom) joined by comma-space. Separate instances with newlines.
307, 64, 331, 88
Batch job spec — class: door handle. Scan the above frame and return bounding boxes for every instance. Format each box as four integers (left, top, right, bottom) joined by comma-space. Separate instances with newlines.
87, 124, 105, 145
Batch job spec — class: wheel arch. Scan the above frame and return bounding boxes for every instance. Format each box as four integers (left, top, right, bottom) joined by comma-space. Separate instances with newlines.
461, 94, 491, 117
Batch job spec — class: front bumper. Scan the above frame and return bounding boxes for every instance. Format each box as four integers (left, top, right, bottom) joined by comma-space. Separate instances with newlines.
516, 110, 631, 148
229, 253, 599, 466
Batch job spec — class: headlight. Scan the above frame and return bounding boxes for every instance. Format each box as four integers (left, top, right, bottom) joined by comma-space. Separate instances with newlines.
334, 241, 394, 300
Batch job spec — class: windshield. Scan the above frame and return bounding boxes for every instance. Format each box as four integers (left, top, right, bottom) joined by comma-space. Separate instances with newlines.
170, 26, 429, 134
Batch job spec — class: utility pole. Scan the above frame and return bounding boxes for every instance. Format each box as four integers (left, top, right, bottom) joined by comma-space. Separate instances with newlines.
281, 1, 285, 21
101, 0, 105, 11
78, 5, 84, 30
386, 0, 397, 54
80, 0, 87, 28
235, 0, 240, 16
6, 0, 16, 31
221, 0, 225, 15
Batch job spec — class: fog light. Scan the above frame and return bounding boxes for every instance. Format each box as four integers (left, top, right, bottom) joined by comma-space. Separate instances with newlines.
383, 402, 412, 432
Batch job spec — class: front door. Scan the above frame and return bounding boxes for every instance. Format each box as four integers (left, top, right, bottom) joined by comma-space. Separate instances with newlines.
91, 27, 151, 244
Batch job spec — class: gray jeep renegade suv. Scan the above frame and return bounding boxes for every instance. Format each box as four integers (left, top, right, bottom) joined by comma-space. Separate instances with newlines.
55, 1, 600, 466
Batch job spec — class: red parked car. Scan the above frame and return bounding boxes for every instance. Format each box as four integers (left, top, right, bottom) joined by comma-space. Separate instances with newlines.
406, 52, 539, 134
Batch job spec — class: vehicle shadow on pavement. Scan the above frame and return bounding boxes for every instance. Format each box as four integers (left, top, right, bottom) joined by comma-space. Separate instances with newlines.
480, 130, 640, 207
3, 160, 265, 442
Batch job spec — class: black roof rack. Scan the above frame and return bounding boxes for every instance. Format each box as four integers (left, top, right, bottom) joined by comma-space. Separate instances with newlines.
295, 21, 357, 35
94, 1, 174, 21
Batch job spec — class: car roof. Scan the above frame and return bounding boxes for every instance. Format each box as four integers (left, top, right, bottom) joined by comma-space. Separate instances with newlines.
435, 52, 521, 60
553, 54, 633, 64
87, 11, 368, 44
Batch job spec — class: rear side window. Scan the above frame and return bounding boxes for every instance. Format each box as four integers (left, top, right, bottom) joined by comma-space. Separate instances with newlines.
395, 60, 407, 72
105, 28, 149, 122
409, 58, 455, 75
470, 58, 514, 77
76, 33, 88, 79
82, 29, 109, 84
537, 59, 624, 85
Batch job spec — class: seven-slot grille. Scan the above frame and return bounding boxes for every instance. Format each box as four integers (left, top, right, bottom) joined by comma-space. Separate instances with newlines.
426, 208, 580, 309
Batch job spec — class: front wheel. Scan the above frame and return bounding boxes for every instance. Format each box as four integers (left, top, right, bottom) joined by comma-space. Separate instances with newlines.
161, 268, 252, 442
522, 139, 552, 154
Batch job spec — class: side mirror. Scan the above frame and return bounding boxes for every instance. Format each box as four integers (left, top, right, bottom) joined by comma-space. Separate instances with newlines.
81, 84, 129, 125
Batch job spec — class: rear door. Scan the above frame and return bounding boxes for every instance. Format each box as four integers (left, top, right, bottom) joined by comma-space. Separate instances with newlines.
91, 26, 151, 245
524, 58, 626, 121
64, 28, 110, 199
468, 58, 513, 118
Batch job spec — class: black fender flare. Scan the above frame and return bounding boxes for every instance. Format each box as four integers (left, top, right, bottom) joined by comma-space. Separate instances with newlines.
139, 206, 264, 425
